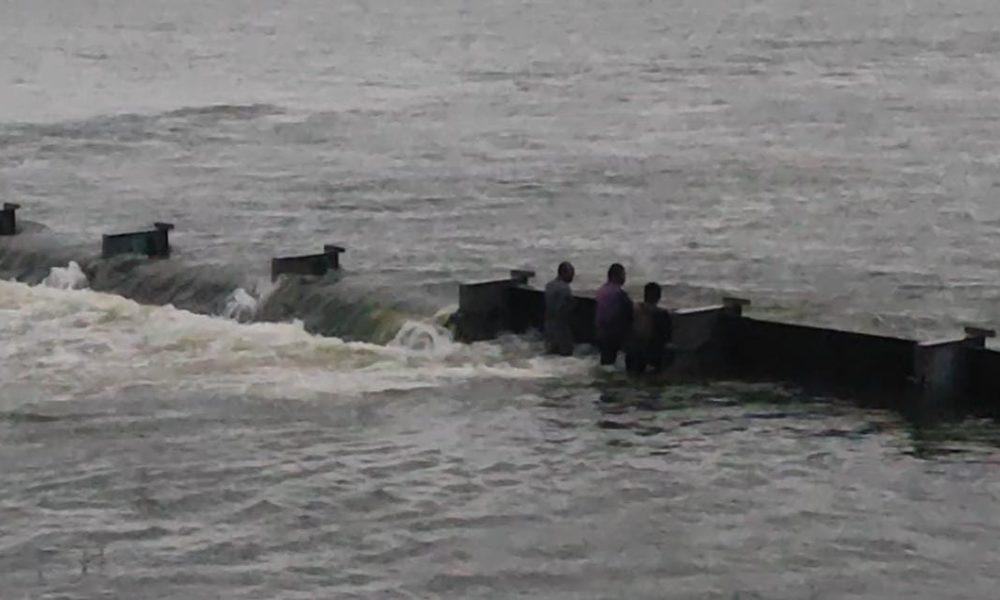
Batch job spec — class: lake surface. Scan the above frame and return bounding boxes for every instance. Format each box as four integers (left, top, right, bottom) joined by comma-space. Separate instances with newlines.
2, 1, 999, 597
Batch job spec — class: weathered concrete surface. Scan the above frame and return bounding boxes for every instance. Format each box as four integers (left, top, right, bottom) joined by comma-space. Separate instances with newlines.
725, 317, 917, 405
0, 203, 21, 236
270, 244, 345, 281
454, 271, 537, 342
102, 222, 174, 258
963, 345, 1000, 418
455, 278, 518, 342
670, 306, 735, 377
905, 328, 992, 419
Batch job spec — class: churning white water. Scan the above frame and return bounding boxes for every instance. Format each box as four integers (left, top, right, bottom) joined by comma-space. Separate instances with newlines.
0, 275, 589, 404
41, 261, 89, 290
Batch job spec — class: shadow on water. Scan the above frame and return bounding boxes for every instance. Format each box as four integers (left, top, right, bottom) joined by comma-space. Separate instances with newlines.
905, 418, 1000, 461
588, 380, 856, 446
539, 375, 1000, 461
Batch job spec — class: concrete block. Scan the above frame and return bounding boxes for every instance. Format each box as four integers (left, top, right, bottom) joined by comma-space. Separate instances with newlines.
271, 245, 345, 281
0, 203, 21, 236
722, 296, 751, 316
102, 222, 174, 258
669, 306, 733, 376
509, 269, 535, 285
964, 326, 996, 340
455, 278, 517, 342
963, 347, 1000, 417
911, 328, 994, 419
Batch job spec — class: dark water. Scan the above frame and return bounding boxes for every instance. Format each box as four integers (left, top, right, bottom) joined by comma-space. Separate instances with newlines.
3, 1, 1000, 598
4, 377, 1000, 599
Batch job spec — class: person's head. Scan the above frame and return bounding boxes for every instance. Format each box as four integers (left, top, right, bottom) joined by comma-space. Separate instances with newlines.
557, 261, 575, 283
643, 282, 662, 305
607, 263, 626, 285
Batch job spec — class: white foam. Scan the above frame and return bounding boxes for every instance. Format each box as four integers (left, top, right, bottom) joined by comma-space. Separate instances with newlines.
221, 277, 277, 322
388, 320, 456, 358
222, 287, 258, 323
0, 279, 590, 403
41, 261, 89, 290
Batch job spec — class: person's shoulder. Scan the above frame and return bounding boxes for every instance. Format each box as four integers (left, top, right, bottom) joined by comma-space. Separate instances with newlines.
655, 307, 672, 330
547, 279, 571, 294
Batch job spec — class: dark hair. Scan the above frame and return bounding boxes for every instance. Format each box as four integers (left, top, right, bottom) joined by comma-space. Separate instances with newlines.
643, 282, 662, 303
607, 263, 625, 282
557, 261, 574, 278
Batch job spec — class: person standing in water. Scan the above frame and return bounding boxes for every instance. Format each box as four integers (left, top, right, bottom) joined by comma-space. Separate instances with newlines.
625, 282, 673, 375
594, 263, 632, 366
544, 261, 576, 356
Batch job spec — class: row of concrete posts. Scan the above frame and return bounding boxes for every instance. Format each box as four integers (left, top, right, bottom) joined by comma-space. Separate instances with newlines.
0, 204, 345, 281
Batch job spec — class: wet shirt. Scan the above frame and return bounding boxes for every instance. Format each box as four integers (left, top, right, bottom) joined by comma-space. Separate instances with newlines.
544, 279, 574, 352
545, 279, 574, 326
628, 302, 672, 349
594, 282, 632, 339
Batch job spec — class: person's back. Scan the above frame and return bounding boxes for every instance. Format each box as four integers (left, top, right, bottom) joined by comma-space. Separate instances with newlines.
544, 262, 575, 356
630, 302, 660, 347
595, 283, 630, 334
594, 263, 632, 365
625, 282, 673, 375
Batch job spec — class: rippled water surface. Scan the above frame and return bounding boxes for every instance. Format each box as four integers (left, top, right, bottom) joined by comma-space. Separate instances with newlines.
3, 1, 1000, 598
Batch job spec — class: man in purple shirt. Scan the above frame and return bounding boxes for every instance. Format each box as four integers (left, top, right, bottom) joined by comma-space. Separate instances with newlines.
594, 263, 633, 366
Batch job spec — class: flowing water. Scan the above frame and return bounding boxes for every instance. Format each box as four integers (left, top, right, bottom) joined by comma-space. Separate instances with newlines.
2, 1, 1000, 598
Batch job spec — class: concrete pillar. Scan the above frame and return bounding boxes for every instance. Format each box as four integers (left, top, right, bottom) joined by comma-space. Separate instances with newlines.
454, 269, 535, 342
509, 269, 535, 286
271, 245, 345, 281
912, 326, 996, 419
0, 203, 21, 236
455, 280, 515, 342
102, 223, 174, 258
323, 245, 346, 270
670, 304, 740, 377
722, 296, 751, 316
962, 342, 1000, 418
